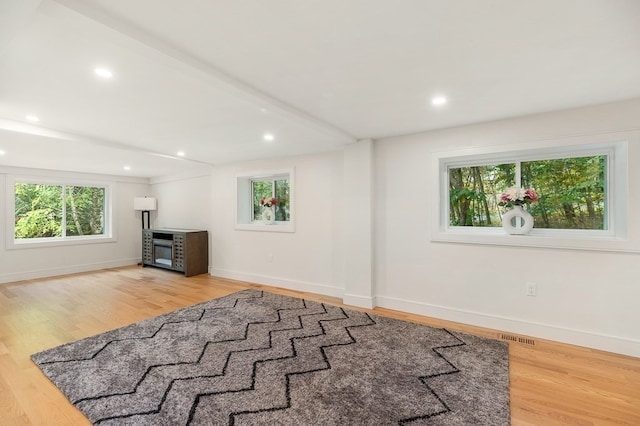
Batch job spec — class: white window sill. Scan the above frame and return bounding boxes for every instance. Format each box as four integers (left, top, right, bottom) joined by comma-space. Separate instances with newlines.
7, 235, 116, 250
432, 228, 639, 253
235, 223, 295, 233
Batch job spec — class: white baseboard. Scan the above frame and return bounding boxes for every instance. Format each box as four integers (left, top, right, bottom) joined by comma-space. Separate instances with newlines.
0, 258, 140, 284
209, 268, 345, 299
376, 295, 640, 358
342, 293, 375, 309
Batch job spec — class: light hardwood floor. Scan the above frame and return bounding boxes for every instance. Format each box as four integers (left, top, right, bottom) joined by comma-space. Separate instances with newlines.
0, 266, 638, 425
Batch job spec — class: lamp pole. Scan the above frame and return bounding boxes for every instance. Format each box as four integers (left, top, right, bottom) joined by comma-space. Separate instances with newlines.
142, 210, 150, 229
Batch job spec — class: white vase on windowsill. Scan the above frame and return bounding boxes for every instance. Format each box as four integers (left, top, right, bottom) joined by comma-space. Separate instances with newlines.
502, 205, 534, 235
262, 206, 275, 225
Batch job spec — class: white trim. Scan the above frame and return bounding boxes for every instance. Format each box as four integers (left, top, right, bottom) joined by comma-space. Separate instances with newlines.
209, 268, 344, 299
0, 164, 148, 184
149, 166, 213, 185
342, 293, 375, 309
376, 295, 640, 358
0, 258, 139, 284
9, 234, 117, 249
234, 223, 295, 233
431, 134, 637, 252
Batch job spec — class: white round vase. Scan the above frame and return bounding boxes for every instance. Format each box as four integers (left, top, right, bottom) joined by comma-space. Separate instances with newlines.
502, 205, 534, 235
262, 206, 275, 225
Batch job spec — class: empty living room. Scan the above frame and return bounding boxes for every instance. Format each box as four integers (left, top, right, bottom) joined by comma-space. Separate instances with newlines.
1, 1, 639, 425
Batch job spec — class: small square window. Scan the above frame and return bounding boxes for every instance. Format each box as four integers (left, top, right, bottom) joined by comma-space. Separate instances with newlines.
251, 178, 290, 222
236, 168, 295, 232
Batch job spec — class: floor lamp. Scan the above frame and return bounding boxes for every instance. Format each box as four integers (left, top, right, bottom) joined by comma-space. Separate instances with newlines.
134, 197, 157, 229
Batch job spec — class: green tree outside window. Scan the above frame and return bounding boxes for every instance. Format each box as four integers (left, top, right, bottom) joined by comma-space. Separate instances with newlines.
15, 183, 106, 239
448, 155, 606, 230
251, 178, 290, 222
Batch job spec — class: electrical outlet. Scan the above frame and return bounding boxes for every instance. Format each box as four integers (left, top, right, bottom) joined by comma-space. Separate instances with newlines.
526, 282, 537, 296
267, 253, 274, 263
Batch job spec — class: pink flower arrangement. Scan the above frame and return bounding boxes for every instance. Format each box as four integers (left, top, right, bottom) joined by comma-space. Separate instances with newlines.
260, 197, 277, 208
498, 187, 539, 208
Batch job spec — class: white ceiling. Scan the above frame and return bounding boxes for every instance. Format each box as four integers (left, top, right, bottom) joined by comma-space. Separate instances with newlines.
1, 0, 639, 178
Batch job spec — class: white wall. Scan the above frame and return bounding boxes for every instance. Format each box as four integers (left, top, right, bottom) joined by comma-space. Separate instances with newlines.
6, 99, 638, 357
149, 168, 214, 265
164, 99, 639, 356
0, 167, 149, 283
374, 98, 640, 357
342, 140, 374, 307
209, 151, 346, 297
150, 169, 213, 231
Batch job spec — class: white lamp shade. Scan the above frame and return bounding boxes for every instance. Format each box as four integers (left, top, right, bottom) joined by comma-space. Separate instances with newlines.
134, 197, 157, 211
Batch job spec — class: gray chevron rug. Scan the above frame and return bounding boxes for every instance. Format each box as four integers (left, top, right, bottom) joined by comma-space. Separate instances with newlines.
32, 290, 509, 425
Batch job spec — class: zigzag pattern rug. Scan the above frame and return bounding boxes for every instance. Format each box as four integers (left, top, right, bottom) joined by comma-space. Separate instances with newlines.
32, 290, 510, 425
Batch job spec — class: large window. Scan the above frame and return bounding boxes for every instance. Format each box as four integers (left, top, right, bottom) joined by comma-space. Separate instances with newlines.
432, 139, 630, 251
448, 155, 606, 230
7, 177, 112, 247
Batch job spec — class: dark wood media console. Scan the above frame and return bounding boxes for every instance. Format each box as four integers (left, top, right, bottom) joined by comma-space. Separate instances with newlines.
142, 229, 208, 277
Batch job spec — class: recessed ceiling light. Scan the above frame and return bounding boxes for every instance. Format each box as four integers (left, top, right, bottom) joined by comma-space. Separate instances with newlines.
176, 151, 185, 157
25, 115, 39, 122
94, 68, 113, 79
263, 133, 275, 142
0, 150, 5, 155
431, 96, 447, 106
123, 165, 131, 171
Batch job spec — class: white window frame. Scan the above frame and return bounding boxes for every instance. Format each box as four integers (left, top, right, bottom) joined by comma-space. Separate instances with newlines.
5, 175, 115, 249
431, 136, 633, 252
235, 167, 295, 233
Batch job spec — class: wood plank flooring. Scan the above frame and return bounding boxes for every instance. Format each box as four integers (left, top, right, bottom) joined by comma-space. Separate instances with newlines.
0, 266, 638, 425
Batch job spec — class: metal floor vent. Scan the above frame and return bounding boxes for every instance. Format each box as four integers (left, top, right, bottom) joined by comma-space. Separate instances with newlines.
499, 333, 536, 346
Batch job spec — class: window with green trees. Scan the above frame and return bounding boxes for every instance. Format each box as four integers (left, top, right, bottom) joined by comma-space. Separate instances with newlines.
235, 168, 294, 232
251, 177, 290, 222
448, 155, 606, 230
14, 182, 107, 240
